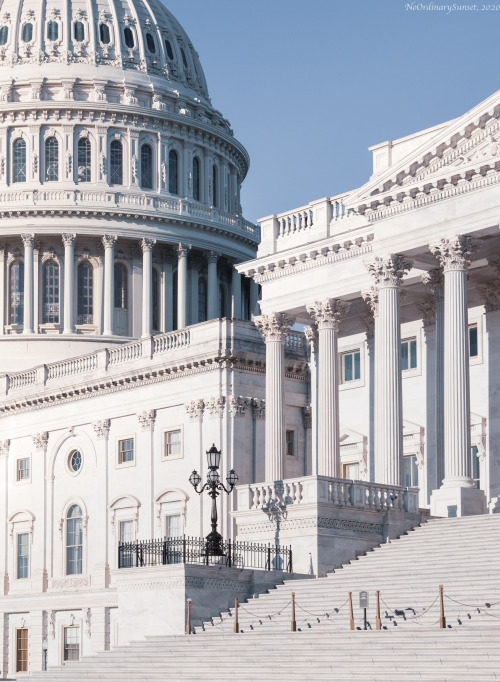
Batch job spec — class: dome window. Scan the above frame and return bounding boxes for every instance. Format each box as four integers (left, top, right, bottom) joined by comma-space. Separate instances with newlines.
45, 137, 59, 182
0, 26, 9, 46
99, 23, 110, 44
22, 23, 33, 43
47, 20, 58, 41
124, 27, 134, 48
109, 140, 123, 185
43, 260, 60, 324
146, 32, 155, 54
180, 47, 188, 69
165, 39, 173, 60
168, 150, 178, 195
192, 157, 200, 201
77, 138, 91, 183
141, 144, 153, 190
73, 21, 84, 42
77, 261, 93, 324
9, 261, 24, 325
13, 139, 26, 183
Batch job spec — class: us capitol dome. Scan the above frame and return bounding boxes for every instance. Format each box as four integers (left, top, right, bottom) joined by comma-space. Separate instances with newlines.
0, 0, 258, 370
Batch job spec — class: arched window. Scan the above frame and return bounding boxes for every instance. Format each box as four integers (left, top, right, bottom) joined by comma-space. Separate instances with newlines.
99, 23, 110, 44
141, 144, 153, 190
114, 263, 127, 309
165, 39, 174, 60
168, 150, 178, 195
212, 164, 218, 207
192, 157, 200, 201
77, 138, 91, 183
109, 140, 123, 185
73, 21, 84, 42
47, 20, 58, 41
22, 23, 32, 42
145, 32, 155, 53
77, 261, 93, 324
45, 137, 58, 181
180, 47, 188, 69
152, 267, 160, 331
9, 261, 24, 325
0, 26, 8, 46
66, 504, 83, 575
124, 27, 134, 48
13, 139, 26, 183
43, 260, 60, 324
198, 277, 207, 322
219, 283, 225, 319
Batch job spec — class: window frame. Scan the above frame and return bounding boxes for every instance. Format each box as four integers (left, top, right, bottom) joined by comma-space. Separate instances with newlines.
12, 138, 27, 184
62, 625, 80, 663
77, 137, 92, 183
65, 504, 83, 576
9, 259, 24, 326
16, 457, 31, 484
163, 427, 183, 461
168, 149, 178, 195
471, 444, 481, 489
342, 461, 360, 480
16, 532, 30, 580
340, 349, 361, 384
76, 260, 94, 326
109, 138, 123, 186
15, 628, 28, 673
401, 337, 418, 372
117, 436, 135, 468
403, 453, 419, 488
44, 136, 59, 182
140, 143, 153, 190
468, 320, 483, 366
42, 259, 60, 325
285, 429, 295, 458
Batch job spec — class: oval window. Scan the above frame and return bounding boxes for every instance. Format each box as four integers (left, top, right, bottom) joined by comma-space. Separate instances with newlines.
99, 22, 110, 44
74, 21, 84, 42
69, 450, 82, 473
47, 20, 58, 41
165, 39, 173, 60
145, 32, 155, 53
180, 47, 188, 68
124, 27, 134, 48
22, 22, 32, 43
0, 26, 9, 46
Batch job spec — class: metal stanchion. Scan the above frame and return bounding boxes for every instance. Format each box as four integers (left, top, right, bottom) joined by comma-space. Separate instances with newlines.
349, 592, 354, 630
186, 598, 192, 635
291, 591, 297, 632
234, 597, 239, 633
376, 590, 381, 630
439, 584, 446, 629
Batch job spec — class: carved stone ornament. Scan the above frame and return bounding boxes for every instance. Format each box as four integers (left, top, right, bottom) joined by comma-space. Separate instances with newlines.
21, 233, 36, 248
177, 242, 191, 258
185, 400, 204, 422
92, 419, 110, 439
62, 233, 76, 248
32, 432, 48, 449
306, 298, 350, 331
102, 234, 117, 249
415, 295, 436, 327
204, 396, 225, 418
228, 396, 250, 417
253, 312, 295, 343
303, 406, 312, 430
475, 282, 500, 313
361, 287, 379, 316
304, 325, 318, 353
251, 398, 265, 420
429, 235, 478, 272
137, 409, 156, 431
421, 268, 444, 301
140, 238, 156, 253
0, 439, 9, 457
366, 254, 412, 288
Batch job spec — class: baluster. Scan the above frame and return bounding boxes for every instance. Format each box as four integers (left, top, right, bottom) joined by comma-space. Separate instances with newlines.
332, 481, 340, 505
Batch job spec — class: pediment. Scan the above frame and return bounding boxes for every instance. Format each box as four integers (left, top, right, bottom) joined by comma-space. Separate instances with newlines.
347, 88, 500, 210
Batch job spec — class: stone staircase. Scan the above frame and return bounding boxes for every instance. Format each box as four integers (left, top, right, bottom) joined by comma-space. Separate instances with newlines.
28, 515, 500, 681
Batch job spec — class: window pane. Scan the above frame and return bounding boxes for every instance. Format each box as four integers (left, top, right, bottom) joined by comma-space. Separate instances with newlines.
13, 139, 26, 183
219, 284, 225, 318
114, 263, 127, 309
343, 354, 353, 382
166, 430, 181, 456
43, 260, 60, 324
192, 157, 200, 201
110, 140, 123, 185
168, 150, 178, 194
124, 27, 134, 48
64, 627, 80, 662
47, 20, 58, 41
166, 515, 181, 538
119, 520, 134, 567
180, 47, 188, 68
152, 268, 159, 330
412, 455, 419, 488
472, 445, 480, 488
403, 455, 412, 487
410, 339, 417, 369
212, 165, 217, 207
344, 463, 359, 480
16, 629, 28, 672
99, 23, 110, 44
66, 505, 83, 575
74, 21, 84, 42
77, 262, 93, 324
17, 533, 29, 579
45, 137, 58, 181
469, 326, 478, 358
354, 351, 361, 380
141, 144, 153, 189
286, 430, 294, 456
198, 278, 207, 322
165, 39, 174, 60
22, 23, 32, 42
10, 261, 24, 324
146, 32, 156, 53
17, 457, 30, 481
119, 438, 134, 464
77, 138, 91, 182
401, 341, 409, 371
0, 26, 9, 46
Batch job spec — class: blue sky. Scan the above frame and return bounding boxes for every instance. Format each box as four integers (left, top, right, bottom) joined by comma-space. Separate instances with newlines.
167, 0, 500, 223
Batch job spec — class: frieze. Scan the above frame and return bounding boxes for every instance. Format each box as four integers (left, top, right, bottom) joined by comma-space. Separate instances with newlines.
51, 577, 90, 589
121, 576, 252, 592
237, 517, 383, 535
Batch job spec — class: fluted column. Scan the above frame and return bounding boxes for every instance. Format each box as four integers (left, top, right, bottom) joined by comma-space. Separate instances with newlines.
102, 235, 116, 336
177, 243, 190, 329
163, 249, 175, 333
250, 280, 260, 317
254, 313, 295, 481
307, 298, 350, 478
62, 233, 76, 334
366, 255, 412, 486
231, 265, 242, 319
141, 238, 155, 338
21, 233, 35, 334
207, 251, 220, 320
189, 255, 200, 325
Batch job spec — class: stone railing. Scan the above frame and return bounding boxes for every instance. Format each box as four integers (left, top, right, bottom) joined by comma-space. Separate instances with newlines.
236, 475, 419, 515
46, 353, 99, 381
285, 331, 305, 355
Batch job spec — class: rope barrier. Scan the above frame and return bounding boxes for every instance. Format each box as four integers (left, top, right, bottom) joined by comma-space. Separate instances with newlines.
380, 595, 439, 621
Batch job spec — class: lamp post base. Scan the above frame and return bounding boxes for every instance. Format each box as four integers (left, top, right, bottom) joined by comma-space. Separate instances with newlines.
205, 531, 224, 557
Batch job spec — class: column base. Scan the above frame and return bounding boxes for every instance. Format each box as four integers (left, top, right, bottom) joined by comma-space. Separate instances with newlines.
430, 484, 487, 518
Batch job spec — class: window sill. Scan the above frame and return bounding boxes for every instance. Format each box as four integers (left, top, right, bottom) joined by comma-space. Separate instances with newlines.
339, 379, 364, 392
402, 367, 421, 379
117, 460, 136, 469
162, 453, 183, 462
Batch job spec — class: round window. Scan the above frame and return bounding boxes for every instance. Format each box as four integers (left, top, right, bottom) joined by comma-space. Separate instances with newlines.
69, 450, 82, 473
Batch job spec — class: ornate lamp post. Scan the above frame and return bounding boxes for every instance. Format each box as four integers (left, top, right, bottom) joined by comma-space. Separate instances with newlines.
189, 444, 238, 556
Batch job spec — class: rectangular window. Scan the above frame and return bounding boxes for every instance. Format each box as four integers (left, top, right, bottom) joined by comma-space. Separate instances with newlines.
403, 454, 419, 487
166, 514, 182, 539
401, 338, 417, 371
342, 462, 360, 480
119, 520, 134, 568
286, 430, 295, 457
63, 626, 80, 662
17, 533, 29, 580
17, 457, 30, 482
341, 350, 361, 383
118, 438, 134, 465
165, 430, 181, 457
16, 628, 28, 673
469, 324, 478, 358
471, 445, 480, 489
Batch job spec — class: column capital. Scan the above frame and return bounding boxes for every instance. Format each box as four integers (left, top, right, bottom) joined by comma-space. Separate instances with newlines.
32, 432, 48, 450
254, 312, 295, 343
21, 233, 35, 248
304, 324, 318, 352
361, 287, 379, 316
177, 242, 191, 258
366, 254, 412, 288
141, 238, 156, 253
306, 298, 350, 331
137, 409, 156, 431
429, 235, 478, 272
415, 295, 437, 327
102, 235, 117, 249
0, 439, 9, 457
62, 233, 76, 248
92, 419, 110, 440
207, 250, 221, 265
422, 268, 444, 301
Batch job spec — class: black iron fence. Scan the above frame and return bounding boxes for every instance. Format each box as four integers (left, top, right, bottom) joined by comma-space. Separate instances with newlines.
118, 536, 293, 572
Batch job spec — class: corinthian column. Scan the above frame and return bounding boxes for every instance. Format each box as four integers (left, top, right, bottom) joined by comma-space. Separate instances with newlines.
21, 234, 35, 334
141, 238, 155, 338
177, 243, 190, 329
102, 235, 116, 336
62, 234, 76, 334
367, 254, 412, 486
307, 298, 350, 478
429, 236, 486, 517
254, 312, 295, 481
207, 251, 220, 320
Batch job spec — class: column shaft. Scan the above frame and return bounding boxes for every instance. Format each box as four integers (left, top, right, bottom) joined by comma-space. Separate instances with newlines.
250, 280, 260, 317
102, 236, 116, 336
207, 252, 219, 320
177, 244, 190, 329
231, 267, 242, 319
141, 239, 155, 338
22, 234, 34, 333
190, 258, 199, 325
163, 253, 174, 333
62, 234, 76, 334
